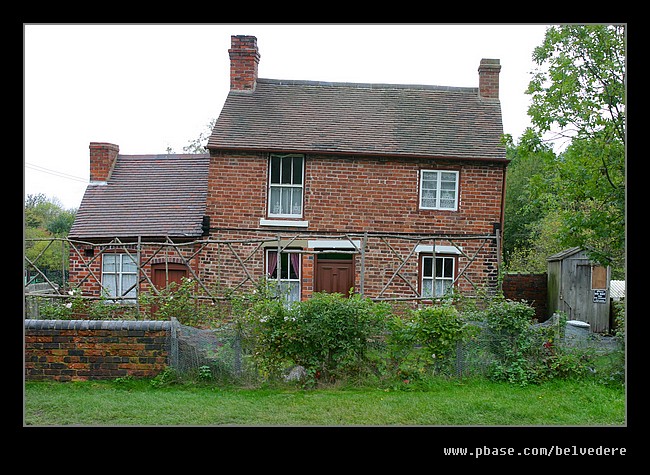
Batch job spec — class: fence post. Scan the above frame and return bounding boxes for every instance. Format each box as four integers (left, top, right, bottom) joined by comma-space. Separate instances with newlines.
169, 317, 180, 370
360, 231, 367, 296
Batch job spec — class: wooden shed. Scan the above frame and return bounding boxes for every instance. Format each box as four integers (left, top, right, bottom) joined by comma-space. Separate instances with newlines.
547, 247, 611, 333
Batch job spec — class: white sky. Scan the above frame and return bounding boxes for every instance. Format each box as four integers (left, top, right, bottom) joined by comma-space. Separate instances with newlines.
24, 23, 550, 210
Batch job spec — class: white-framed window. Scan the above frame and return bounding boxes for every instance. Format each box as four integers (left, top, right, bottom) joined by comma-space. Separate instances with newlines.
101, 253, 138, 303
266, 249, 301, 303
419, 170, 459, 210
421, 254, 456, 298
268, 154, 304, 218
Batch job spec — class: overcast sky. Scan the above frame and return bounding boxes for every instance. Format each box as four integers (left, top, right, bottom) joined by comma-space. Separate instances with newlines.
24, 23, 550, 210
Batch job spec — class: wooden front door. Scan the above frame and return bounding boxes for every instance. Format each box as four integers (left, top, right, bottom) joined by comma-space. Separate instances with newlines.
150, 263, 190, 315
152, 263, 189, 290
315, 257, 355, 296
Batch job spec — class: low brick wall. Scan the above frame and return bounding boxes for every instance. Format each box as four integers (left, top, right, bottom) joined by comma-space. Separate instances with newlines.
502, 273, 548, 322
25, 319, 174, 381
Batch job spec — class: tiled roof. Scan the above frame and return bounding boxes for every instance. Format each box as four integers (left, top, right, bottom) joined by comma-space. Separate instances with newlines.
69, 154, 210, 240
207, 78, 506, 161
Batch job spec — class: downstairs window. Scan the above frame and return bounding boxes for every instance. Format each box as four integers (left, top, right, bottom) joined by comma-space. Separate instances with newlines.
421, 254, 456, 298
267, 249, 301, 303
101, 253, 138, 303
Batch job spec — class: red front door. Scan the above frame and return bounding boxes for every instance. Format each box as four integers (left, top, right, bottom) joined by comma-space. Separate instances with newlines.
315, 258, 355, 296
152, 263, 189, 290
150, 263, 189, 315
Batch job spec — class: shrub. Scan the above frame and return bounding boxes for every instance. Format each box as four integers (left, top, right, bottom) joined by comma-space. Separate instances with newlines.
386, 304, 478, 380
483, 299, 540, 385
238, 290, 391, 386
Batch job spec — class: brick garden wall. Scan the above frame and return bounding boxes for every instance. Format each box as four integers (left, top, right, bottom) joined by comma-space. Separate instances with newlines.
24, 319, 173, 381
502, 273, 548, 322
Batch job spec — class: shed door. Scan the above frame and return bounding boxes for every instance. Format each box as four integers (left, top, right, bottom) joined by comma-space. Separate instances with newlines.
315, 255, 354, 296
570, 263, 591, 322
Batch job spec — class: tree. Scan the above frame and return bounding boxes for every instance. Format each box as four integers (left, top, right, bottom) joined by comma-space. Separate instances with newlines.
24, 193, 76, 279
525, 24, 625, 274
502, 131, 557, 270
183, 118, 216, 154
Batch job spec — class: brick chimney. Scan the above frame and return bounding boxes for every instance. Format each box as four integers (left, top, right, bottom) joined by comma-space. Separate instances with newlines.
89, 142, 119, 183
478, 58, 501, 100
229, 35, 260, 92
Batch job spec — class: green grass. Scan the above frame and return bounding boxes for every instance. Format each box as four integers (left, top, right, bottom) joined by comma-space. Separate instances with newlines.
23, 377, 626, 426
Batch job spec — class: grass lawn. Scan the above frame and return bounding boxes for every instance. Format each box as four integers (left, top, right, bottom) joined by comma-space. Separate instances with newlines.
23, 377, 625, 427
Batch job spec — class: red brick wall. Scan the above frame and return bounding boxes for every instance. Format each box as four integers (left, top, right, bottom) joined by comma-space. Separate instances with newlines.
478, 59, 501, 99
89, 142, 119, 182
207, 151, 505, 235
201, 151, 505, 299
24, 319, 171, 381
502, 273, 548, 322
229, 35, 260, 92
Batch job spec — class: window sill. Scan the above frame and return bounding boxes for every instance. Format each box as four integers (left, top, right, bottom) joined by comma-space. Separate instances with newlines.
260, 218, 309, 228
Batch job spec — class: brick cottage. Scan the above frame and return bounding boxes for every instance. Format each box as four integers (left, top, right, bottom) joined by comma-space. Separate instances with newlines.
67, 35, 508, 309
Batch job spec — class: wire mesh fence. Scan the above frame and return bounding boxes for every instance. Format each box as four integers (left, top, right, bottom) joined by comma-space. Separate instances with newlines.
165, 317, 623, 384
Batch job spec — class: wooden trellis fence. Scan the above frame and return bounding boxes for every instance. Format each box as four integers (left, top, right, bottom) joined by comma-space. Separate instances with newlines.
24, 231, 500, 308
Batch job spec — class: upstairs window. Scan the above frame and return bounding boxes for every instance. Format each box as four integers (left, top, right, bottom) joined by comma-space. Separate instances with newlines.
420, 170, 459, 211
268, 154, 304, 218
421, 255, 456, 298
102, 253, 137, 303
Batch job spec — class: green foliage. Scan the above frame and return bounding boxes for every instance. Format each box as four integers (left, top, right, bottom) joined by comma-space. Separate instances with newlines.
482, 299, 540, 385
600, 301, 626, 387
138, 277, 230, 326
479, 301, 598, 386
502, 131, 566, 272
46, 210, 76, 235
35, 289, 137, 320
24, 228, 69, 277
150, 367, 181, 387
386, 304, 479, 380
238, 291, 391, 386
524, 25, 625, 275
183, 118, 216, 154
34, 296, 73, 320
504, 211, 566, 274
528, 25, 625, 141
24, 193, 76, 276
30, 285, 623, 390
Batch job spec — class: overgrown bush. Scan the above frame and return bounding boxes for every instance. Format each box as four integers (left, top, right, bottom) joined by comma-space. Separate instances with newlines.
479, 300, 597, 385
34, 289, 133, 320
386, 304, 479, 381
237, 290, 391, 386
482, 299, 543, 385
138, 277, 217, 326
